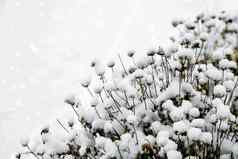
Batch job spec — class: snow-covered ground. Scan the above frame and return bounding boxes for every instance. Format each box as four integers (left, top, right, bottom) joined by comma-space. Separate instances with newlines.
0, 0, 237, 158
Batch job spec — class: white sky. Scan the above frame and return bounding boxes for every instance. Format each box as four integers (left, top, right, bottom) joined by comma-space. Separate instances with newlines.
0, 0, 237, 158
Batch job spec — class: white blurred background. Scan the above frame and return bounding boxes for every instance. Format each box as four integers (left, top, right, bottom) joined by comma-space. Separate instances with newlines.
0, 0, 237, 158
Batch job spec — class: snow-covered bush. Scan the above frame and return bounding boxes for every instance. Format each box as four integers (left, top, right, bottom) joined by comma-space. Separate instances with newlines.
14, 11, 238, 159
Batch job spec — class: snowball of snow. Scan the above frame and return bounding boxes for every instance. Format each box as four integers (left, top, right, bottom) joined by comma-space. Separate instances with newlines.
201, 132, 212, 144
165, 43, 178, 56
191, 118, 205, 128
127, 50, 135, 57
134, 69, 144, 79
187, 127, 202, 141
95, 64, 105, 76
157, 136, 169, 147
170, 60, 182, 70
127, 87, 137, 98
214, 84, 226, 97
228, 61, 237, 69
200, 32, 209, 41
181, 83, 195, 94
217, 105, 231, 120
145, 75, 153, 85
44, 138, 69, 154
173, 120, 189, 133
219, 59, 230, 69
107, 59, 115, 68
198, 72, 208, 84
80, 75, 92, 87
92, 119, 105, 130
104, 139, 117, 157
224, 71, 234, 81
162, 100, 175, 111
64, 155, 74, 159
223, 80, 235, 92
119, 133, 132, 150
170, 108, 185, 121
177, 48, 194, 59
146, 135, 156, 145
209, 114, 217, 123
95, 136, 106, 148
213, 48, 224, 60
90, 98, 98, 107
126, 115, 138, 125
167, 150, 182, 159
224, 47, 233, 56
212, 98, 223, 108
158, 130, 171, 138
104, 81, 116, 91
92, 83, 103, 94
167, 82, 180, 98
64, 94, 78, 106
181, 100, 193, 114
157, 82, 180, 104
189, 107, 200, 118
104, 121, 113, 133
79, 146, 87, 156
151, 121, 161, 134
205, 68, 222, 81
164, 140, 178, 152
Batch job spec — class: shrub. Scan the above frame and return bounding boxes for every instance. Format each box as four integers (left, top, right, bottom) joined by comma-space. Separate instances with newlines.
14, 11, 238, 159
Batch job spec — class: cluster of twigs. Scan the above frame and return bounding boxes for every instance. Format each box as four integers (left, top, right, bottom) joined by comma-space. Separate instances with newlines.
14, 11, 238, 159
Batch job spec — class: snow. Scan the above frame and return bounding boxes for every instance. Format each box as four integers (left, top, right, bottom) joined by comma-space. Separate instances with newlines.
223, 80, 235, 92
170, 108, 185, 121
90, 98, 99, 107
167, 150, 182, 159
92, 82, 103, 94
164, 140, 178, 152
181, 100, 193, 114
221, 139, 233, 153
217, 105, 231, 120
219, 59, 232, 69
214, 84, 226, 97
151, 121, 161, 134
208, 114, 217, 123
157, 130, 171, 139
190, 118, 205, 128
199, 32, 209, 42
232, 144, 238, 158
107, 59, 115, 68
126, 115, 138, 125
177, 48, 194, 60
5, 4, 238, 159
205, 67, 222, 81
19, 136, 29, 147
157, 136, 169, 147
201, 132, 212, 144
189, 107, 200, 118
80, 74, 92, 87
187, 127, 202, 141
173, 120, 189, 133
162, 100, 175, 111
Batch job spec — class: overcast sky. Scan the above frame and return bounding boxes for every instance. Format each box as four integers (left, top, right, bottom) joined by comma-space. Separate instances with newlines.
0, 0, 237, 158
